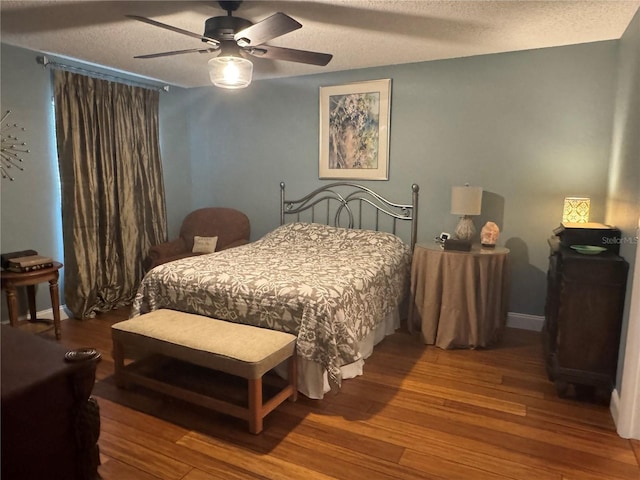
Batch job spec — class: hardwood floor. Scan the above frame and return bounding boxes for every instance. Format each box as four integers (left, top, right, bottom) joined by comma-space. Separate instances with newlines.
46, 307, 639, 480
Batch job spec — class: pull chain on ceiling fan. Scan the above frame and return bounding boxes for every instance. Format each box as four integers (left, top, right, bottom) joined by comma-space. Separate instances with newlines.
127, 0, 333, 89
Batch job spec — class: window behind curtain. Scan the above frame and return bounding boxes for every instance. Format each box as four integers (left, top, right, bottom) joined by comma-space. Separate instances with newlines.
53, 69, 167, 319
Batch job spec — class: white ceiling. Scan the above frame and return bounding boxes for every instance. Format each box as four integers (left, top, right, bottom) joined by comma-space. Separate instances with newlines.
2, 0, 639, 88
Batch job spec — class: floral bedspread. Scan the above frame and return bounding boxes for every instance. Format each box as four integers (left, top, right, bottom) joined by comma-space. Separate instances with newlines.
130, 222, 411, 389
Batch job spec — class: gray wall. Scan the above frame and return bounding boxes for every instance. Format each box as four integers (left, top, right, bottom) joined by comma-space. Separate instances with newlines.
162, 41, 619, 317
157, 86, 193, 241
1, 43, 63, 315
607, 8, 640, 390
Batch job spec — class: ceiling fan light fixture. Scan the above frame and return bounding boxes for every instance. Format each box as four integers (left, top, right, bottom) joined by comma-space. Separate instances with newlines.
208, 55, 253, 89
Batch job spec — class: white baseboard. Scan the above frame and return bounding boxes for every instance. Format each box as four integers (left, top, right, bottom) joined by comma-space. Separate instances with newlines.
610, 387, 621, 427
506, 312, 544, 331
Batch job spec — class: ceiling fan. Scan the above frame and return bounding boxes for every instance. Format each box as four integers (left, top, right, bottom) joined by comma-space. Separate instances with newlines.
127, 0, 333, 89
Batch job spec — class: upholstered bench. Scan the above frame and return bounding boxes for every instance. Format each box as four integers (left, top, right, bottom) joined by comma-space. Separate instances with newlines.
111, 309, 297, 434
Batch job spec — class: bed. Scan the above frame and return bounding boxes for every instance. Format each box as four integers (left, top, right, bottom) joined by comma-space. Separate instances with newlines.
131, 182, 419, 399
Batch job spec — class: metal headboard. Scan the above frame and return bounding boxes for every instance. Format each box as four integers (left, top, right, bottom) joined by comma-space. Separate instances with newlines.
280, 182, 419, 251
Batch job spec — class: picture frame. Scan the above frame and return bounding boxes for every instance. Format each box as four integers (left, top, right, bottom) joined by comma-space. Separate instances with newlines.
319, 78, 391, 180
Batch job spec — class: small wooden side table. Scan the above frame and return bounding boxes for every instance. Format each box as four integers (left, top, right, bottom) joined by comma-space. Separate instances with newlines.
409, 244, 510, 349
1, 261, 64, 339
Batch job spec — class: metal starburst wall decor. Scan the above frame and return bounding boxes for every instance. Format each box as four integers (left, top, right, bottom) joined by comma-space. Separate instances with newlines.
1, 110, 29, 181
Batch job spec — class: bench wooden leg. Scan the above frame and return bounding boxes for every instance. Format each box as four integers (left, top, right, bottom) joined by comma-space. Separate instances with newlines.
112, 338, 128, 389
248, 377, 263, 434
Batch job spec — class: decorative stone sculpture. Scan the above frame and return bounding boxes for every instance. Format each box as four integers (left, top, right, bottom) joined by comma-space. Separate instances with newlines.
481, 221, 500, 247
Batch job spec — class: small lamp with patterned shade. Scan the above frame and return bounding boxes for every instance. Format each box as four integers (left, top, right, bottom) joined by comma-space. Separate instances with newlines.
562, 197, 590, 224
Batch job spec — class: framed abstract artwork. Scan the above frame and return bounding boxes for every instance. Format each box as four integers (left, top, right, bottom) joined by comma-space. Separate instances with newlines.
319, 79, 391, 180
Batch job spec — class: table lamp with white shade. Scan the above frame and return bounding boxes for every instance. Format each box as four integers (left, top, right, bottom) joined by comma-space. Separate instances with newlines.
451, 184, 483, 241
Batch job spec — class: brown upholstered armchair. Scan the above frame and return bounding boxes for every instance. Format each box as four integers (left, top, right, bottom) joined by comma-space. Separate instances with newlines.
144, 207, 250, 270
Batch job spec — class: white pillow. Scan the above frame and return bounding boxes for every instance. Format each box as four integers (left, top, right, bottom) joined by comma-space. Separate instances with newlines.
192, 236, 218, 254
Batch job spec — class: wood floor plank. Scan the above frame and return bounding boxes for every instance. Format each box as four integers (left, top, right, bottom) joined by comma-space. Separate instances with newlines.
400, 447, 544, 480
178, 432, 343, 480
281, 408, 563, 480
276, 404, 567, 479
371, 349, 505, 385
97, 455, 165, 480
31, 306, 638, 480
434, 348, 548, 380
99, 430, 192, 480
270, 413, 406, 464
100, 415, 271, 480
276, 390, 637, 479
361, 370, 528, 416
632, 439, 640, 464
525, 403, 621, 431
181, 468, 243, 480
437, 400, 637, 465
97, 397, 189, 443
264, 428, 437, 480
363, 404, 640, 480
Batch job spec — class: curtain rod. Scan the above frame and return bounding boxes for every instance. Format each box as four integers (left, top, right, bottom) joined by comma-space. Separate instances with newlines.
36, 55, 170, 92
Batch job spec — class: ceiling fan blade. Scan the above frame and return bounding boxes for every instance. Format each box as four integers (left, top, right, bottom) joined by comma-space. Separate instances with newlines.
246, 45, 332, 66
134, 48, 219, 59
126, 15, 219, 46
234, 12, 301, 47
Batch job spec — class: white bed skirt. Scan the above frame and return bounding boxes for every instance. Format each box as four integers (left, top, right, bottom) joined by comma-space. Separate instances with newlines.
275, 309, 401, 399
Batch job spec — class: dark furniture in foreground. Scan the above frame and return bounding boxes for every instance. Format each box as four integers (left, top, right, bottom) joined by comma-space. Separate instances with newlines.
1, 325, 100, 480
543, 240, 628, 401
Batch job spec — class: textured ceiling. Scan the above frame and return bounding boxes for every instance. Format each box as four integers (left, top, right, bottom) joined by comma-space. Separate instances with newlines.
2, 1, 639, 88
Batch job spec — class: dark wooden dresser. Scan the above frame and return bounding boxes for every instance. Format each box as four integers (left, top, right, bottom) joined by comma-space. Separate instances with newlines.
543, 240, 628, 401
1, 325, 101, 480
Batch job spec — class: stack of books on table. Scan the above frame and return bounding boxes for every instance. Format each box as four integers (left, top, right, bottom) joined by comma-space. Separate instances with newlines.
6, 255, 54, 273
